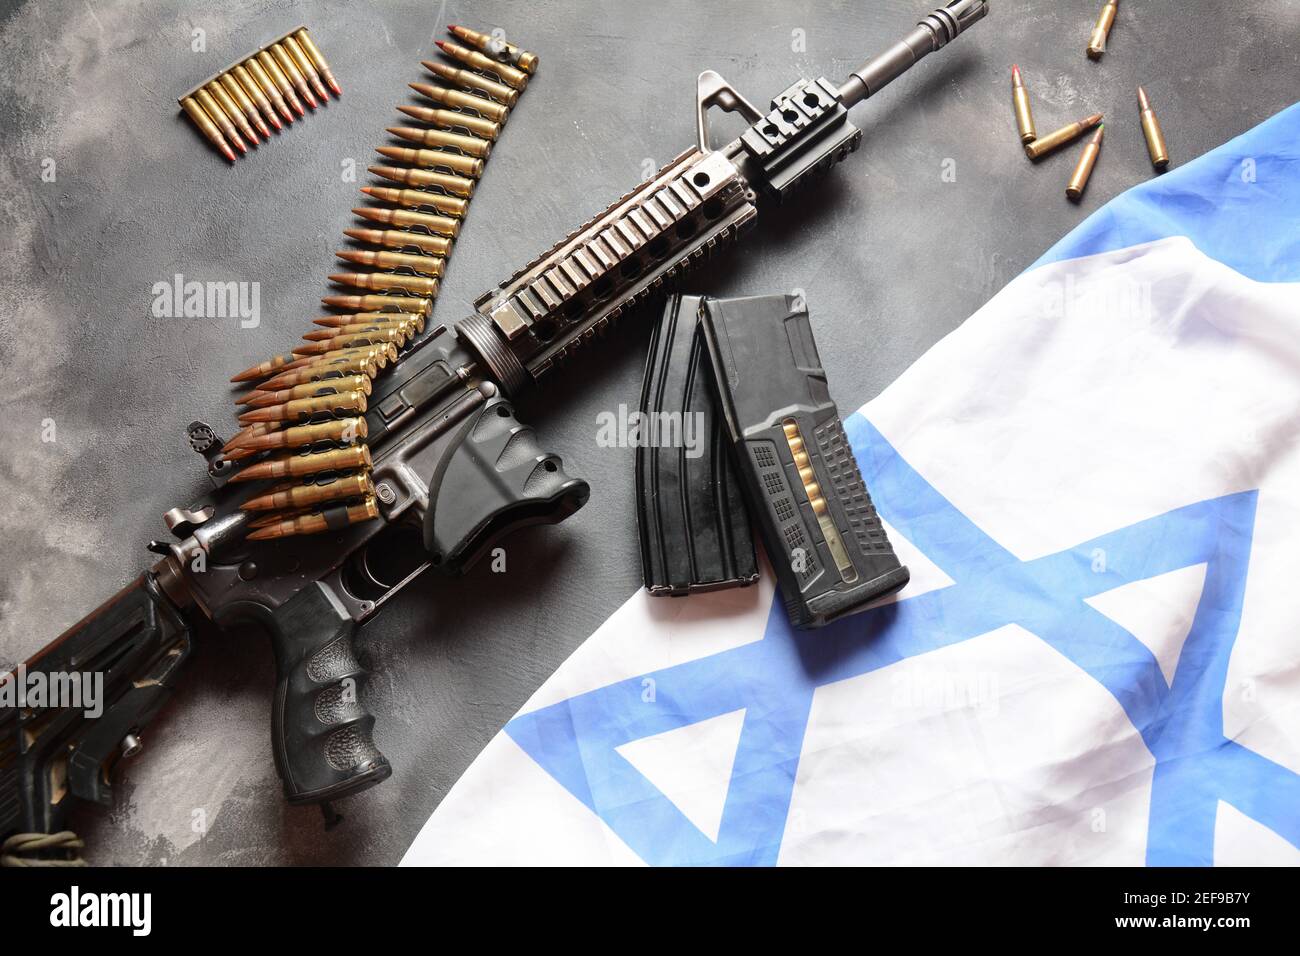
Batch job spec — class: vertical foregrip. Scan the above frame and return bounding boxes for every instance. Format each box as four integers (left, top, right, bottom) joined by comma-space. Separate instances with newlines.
268, 584, 391, 806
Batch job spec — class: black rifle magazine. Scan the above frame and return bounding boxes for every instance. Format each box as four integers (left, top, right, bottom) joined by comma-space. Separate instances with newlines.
635, 294, 759, 596
699, 294, 909, 628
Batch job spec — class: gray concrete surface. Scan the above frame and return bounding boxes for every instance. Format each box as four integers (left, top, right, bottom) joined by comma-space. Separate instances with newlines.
0, 0, 1296, 865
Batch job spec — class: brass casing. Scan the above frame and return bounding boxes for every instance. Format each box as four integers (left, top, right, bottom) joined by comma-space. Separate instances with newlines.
249, 389, 368, 423
232, 64, 280, 127
1087, 2, 1118, 60
1024, 115, 1101, 161
247, 496, 379, 539
438, 41, 529, 90
1013, 86, 1036, 144
423, 62, 519, 107
323, 293, 433, 316
282, 35, 328, 101
244, 57, 293, 120
409, 83, 509, 123
180, 96, 230, 154
354, 205, 460, 238
243, 473, 374, 512
195, 88, 243, 146
1141, 108, 1169, 169
388, 125, 491, 158
447, 25, 538, 74
344, 226, 454, 257
1067, 130, 1104, 201
375, 145, 484, 178
368, 164, 475, 197
336, 250, 446, 277
269, 42, 313, 102
331, 272, 440, 296
365, 185, 469, 218
396, 104, 500, 141
256, 50, 298, 103
219, 73, 267, 136
293, 29, 340, 95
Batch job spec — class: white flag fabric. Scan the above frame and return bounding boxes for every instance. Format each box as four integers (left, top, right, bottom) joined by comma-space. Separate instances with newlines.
403, 104, 1300, 866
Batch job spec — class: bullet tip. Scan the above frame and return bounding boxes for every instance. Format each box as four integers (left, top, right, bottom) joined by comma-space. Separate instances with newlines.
221, 145, 238, 162
435, 40, 448, 51
328, 80, 343, 97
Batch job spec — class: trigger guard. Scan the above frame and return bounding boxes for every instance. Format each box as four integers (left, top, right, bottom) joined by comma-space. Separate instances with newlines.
423, 396, 589, 573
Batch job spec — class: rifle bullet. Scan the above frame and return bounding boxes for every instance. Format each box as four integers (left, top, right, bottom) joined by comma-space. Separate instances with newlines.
447, 24, 538, 75
302, 323, 412, 344
246, 496, 380, 540
220, 73, 271, 140
360, 185, 468, 219
231, 444, 373, 483
222, 421, 282, 453
1087, 0, 1119, 60
343, 226, 453, 257
238, 374, 373, 408
292, 329, 409, 357
270, 42, 319, 109
195, 88, 247, 155
232, 64, 283, 132
238, 396, 367, 426
303, 315, 422, 339
282, 35, 330, 103
335, 249, 446, 277
321, 293, 433, 315
352, 205, 460, 237
408, 83, 509, 124
329, 272, 440, 297
257, 50, 305, 117
206, 81, 259, 146
238, 389, 368, 424
1011, 65, 1036, 145
421, 61, 519, 107
294, 28, 342, 97
245, 57, 295, 124
234, 416, 368, 455
386, 125, 491, 159
231, 354, 297, 383
1066, 124, 1104, 202
375, 144, 483, 178
368, 164, 475, 197
434, 40, 529, 90
248, 507, 311, 530
1024, 112, 1103, 161
260, 355, 382, 390
241, 473, 375, 512
395, 103, 500, 141
1137, 86, 1170, 170
181, 96, 238, 162
313, 312, 427, 332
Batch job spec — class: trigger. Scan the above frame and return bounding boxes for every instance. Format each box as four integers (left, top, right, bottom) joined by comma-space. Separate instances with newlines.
423, 398, 589, 573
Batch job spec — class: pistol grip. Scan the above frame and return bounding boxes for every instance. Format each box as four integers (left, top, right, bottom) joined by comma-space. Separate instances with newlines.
267, 584, 391, 806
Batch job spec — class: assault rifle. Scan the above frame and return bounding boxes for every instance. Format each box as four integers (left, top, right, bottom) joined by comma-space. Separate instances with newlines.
0, 1, 988, 862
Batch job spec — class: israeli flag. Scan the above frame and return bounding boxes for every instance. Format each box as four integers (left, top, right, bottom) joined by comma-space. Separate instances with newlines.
403, 104, 1300, 867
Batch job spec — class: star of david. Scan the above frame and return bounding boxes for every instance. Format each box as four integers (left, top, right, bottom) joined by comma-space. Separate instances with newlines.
506, 416, 1300, 865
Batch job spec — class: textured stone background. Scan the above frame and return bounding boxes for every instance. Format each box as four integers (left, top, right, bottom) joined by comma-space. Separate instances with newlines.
0, 0, 1296, 864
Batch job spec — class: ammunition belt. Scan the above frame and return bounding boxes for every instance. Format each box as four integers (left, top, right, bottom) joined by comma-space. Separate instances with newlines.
223, 25, 538, 540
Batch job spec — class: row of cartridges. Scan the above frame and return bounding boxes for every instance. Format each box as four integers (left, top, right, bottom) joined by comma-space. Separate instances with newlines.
220, 26, 538, 540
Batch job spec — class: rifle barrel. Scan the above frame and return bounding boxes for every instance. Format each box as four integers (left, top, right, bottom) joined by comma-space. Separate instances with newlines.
839, 0, 989, 108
